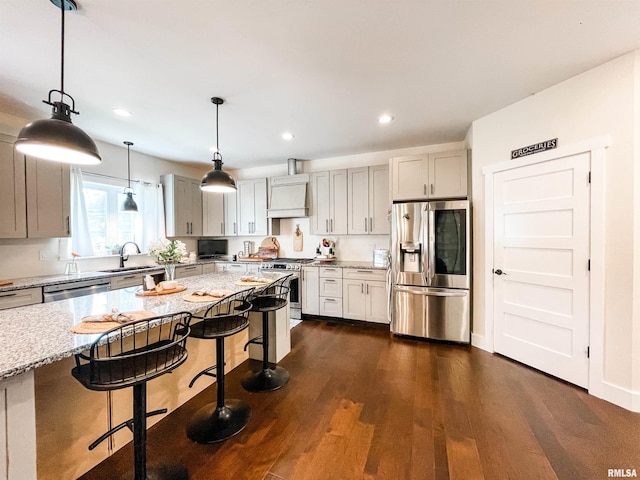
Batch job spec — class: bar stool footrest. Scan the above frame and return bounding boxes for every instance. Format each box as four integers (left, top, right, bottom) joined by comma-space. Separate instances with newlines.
188, 363, 222, 388
241, 366, 289, 392
186, 399, 251, 444
243, 336, 263, 351
88, 408, 167, 451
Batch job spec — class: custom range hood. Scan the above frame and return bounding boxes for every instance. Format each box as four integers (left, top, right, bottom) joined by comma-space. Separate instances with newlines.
267, 158, 309, 218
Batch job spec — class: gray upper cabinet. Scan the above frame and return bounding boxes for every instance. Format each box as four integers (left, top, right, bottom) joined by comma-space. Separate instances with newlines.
347, 164, 389, 235
25, 156, 70, 238
202, 191, 225, 237
0, 135, 26, 238
309, 170, 347, 235
237, 178, 267, 236
391, 149, 468, 201
162, 174, 203, 237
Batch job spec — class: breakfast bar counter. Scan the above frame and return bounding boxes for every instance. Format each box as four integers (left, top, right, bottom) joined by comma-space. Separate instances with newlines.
0, 271, 288, 480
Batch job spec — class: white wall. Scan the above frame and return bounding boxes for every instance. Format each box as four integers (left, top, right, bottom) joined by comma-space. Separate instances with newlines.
470, 51, 640, 399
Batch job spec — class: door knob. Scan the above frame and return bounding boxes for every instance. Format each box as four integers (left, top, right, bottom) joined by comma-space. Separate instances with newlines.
493, 269, 506, 275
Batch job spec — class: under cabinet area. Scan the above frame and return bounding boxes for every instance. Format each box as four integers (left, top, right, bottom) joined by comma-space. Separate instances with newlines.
391, 149, 468, 201
342, 269, 388, 323
162, 174, 203, 237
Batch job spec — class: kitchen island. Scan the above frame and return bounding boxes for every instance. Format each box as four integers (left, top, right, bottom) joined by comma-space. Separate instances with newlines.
0, 271, 288, 480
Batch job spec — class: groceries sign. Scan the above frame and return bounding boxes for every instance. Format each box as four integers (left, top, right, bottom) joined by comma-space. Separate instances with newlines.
511, 138, 557, 159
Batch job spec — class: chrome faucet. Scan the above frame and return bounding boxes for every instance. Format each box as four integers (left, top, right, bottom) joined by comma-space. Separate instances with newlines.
119, 241, 141, 268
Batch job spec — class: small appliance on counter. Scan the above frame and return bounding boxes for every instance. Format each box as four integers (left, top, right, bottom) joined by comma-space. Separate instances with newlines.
315, 238, 336, 261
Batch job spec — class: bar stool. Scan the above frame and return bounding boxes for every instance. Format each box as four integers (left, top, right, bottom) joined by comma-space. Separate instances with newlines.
71, 311, 192, 480
242, 274, 292, 392
186, 289, 254, 443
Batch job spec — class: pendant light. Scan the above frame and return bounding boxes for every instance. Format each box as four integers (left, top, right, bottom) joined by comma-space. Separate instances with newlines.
15, 0, 101, 165
200, 97, 237, 192
121, 141, 138, 212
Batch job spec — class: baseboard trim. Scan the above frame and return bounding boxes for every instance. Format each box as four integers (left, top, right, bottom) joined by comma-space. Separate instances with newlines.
471, 332, 493, 353
591, 380, 640, 412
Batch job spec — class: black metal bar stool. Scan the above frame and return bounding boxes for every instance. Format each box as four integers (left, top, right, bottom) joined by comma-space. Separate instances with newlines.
186, 288, 254, 443
242, 274, 292, 392
71, 311, 192, 480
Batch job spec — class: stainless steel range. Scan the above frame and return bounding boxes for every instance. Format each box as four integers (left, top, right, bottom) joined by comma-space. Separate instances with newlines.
260, 258, 315, 319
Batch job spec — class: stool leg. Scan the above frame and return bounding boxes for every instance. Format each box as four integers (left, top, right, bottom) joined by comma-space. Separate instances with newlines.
133, 383, 147, 480
241, 310, 290, 393
187, 337, 251, 443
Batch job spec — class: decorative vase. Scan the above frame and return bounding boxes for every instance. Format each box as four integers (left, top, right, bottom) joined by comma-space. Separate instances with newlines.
164, 264, 176, 281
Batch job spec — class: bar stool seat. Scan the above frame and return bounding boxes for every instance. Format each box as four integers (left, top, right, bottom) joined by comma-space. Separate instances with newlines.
186, 289, 254, 443
72, 312, 192, 480
242, 274, 292, 393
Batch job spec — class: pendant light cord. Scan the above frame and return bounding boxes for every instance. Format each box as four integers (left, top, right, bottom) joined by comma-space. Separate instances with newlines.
60, 0, 66, 100
127, 144, 131, 189
215, 101, 220, 157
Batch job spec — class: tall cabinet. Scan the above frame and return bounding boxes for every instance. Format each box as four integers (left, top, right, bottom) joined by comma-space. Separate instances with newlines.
161, 174, 203, 237
347, 164, 389, 235
202, 191, 225, 237
236, 178, 268, 236
25, 156, 71, 238
224, 191, 238, 236
309, 170, 347, 235
0, 135, 26, 238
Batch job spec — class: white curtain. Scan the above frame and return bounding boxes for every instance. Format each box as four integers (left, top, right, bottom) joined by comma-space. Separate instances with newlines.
70, 167, 94, 256
135, 182, 166, 252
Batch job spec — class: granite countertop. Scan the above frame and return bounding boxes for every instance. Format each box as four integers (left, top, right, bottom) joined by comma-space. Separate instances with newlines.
0, 271, 287, 380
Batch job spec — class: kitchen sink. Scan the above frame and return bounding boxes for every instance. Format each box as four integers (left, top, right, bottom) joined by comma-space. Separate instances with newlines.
99, 266, 162, 273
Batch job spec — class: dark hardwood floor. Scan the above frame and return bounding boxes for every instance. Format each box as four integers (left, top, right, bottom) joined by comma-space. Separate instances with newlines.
78, 318, 640, 480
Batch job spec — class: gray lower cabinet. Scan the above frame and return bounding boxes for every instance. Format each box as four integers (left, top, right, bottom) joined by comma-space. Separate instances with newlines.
174, 264, 203, 279
111, 273, 147, 290
0, 287, 42, 310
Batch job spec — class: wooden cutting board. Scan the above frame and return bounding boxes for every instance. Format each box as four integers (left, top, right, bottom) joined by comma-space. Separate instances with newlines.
0, 280, 13, 286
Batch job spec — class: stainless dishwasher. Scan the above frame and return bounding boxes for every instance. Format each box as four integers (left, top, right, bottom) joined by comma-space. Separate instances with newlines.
43, 278, 111, 302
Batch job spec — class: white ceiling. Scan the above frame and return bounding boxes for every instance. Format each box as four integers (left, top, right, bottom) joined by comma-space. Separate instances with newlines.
2, 0, 640, 170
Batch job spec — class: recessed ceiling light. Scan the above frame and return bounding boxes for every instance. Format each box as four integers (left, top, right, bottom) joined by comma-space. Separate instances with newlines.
378, 114, 394, 124
113, 108, 133, 118
281, 132, 294, 141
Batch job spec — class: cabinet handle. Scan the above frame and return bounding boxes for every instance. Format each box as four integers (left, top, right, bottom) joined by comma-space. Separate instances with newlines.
430, 184, 434, 195
325, 279, 336, 283
66, 216, 70, 234
234, 222, 237, 235
325, 219, 329, 233
361, 283, 364, 294
364, 218, 368, 232
366, 284, 369, 294
330, 219, 333, 232
369, 217, 373, 232
122, 275, 137, 280
325, 298, 336, 302
0, 293, 17, 298
423, 184, 427, 195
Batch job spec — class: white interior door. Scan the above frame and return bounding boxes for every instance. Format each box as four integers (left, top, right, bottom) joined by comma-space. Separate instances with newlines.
493, 152, 590, 388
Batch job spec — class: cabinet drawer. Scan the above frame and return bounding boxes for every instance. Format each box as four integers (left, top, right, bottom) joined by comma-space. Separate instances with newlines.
342, 268, 386, 281
319, 278, 342, 297
111, 274, 145, 290
319, 267, 342, 279
202, 263, 217, 274
222, 263, 247, 273
0, 287, 42, 310
175, 264, 203, 279
319, 297, 342, 317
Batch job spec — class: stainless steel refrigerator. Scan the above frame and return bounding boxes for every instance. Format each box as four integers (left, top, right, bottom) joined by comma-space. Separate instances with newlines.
391, 200, 470, 342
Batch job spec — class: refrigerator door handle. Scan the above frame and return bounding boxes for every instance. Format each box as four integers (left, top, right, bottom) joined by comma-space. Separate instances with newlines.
428, 207, 436, 283
394, 285, 467, 297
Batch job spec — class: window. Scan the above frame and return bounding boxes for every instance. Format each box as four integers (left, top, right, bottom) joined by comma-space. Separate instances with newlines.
83, 181, 139, 256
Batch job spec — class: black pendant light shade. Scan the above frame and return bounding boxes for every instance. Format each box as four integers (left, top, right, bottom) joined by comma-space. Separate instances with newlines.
200, 97, 237, 193
121, 141, 138, 212
15, 0, 101, 165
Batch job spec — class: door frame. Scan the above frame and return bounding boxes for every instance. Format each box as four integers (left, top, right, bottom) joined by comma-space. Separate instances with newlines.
481, 135, 608, 397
